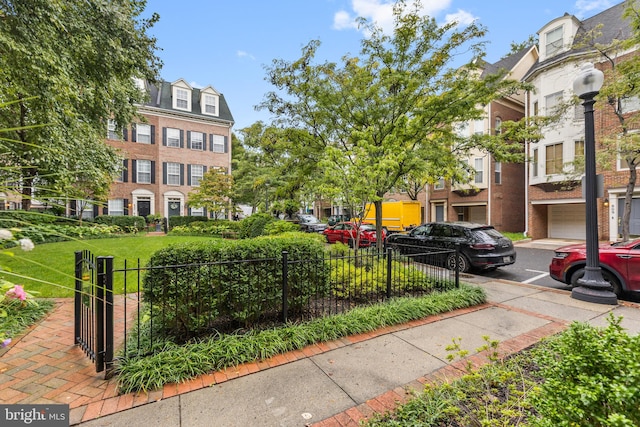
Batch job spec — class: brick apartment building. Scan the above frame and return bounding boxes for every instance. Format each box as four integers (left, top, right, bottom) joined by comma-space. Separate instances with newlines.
523, 1, 636, 241
95, 78, 234, 220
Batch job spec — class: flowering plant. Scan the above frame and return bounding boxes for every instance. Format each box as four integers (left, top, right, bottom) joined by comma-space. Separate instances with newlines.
0, 228, 36, 348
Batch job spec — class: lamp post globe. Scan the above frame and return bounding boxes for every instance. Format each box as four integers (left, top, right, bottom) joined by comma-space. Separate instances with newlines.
571, 62, 617, 305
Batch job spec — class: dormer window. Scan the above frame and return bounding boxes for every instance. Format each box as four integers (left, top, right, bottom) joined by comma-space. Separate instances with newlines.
204, 95, 217, 115
200, 87, 220, 116
171, 80, 193, 111
176, 89, 189, 109
545, 25, 563, 57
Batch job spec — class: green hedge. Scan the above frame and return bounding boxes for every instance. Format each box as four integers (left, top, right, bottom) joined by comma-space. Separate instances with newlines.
238, 213, 277, 238
166, 215, 209, 229
92, 215, 145, 232
142, 233, 329, 339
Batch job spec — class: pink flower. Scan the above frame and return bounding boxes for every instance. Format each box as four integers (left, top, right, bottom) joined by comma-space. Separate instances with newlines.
5, 285, 27, 301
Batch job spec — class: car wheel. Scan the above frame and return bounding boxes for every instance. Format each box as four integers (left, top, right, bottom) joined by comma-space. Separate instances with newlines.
570, 268, 622, 296
446, 253, 469, 273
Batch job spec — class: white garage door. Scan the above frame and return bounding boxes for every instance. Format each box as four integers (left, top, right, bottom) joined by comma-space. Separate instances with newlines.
548, 204, 586, 239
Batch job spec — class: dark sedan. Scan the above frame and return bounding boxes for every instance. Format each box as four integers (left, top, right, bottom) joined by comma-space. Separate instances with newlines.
384, 221, 516, 272
549, 238, 640, 296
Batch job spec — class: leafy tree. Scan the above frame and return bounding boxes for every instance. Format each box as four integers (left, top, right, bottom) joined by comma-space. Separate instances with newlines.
260, 0, 528, 248
188, 169, 233, 219
0, 0, 161, 210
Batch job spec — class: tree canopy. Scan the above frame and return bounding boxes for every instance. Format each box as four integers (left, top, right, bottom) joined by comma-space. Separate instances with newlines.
259, 0, 529, 245
0, 0, 162, 210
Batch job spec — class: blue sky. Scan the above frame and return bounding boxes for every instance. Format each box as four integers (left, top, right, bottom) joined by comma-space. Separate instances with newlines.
144, 0, 617, 131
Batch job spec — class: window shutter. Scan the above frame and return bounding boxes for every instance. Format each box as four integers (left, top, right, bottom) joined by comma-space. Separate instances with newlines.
180, 163, 185, 185
179, 130, 184, 148
162, 162, 167, 185
203, 165, 207, 173
202, 132, 206, 151
123, 159, 128, 182
124, 199, 129, 215
209, 134, 213, 151
162, 127, 167, 146
150, 125, 156, 144
131, 160, 137, 183
103, 206, 108, 215
151, 160, 156, 184
93, 204, 99, 217
123, 127, 128, 141
188, 207, 192, 215
131, 124, 137, 142
187, 164, 192, 186
187, 131, 191, 149
203, 207, 207, 217
70, 200, 77, 216
224, 136, 228, 153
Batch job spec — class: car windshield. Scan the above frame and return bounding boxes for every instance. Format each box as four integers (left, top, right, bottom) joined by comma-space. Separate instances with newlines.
299, 215, 319, 223
360, 224, 375, 231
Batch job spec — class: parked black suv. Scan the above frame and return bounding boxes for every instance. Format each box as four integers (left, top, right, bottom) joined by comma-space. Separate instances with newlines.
385, 221, 516, 272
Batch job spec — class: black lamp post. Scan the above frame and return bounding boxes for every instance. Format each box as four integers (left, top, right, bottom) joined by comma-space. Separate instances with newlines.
571, 62, 618, 305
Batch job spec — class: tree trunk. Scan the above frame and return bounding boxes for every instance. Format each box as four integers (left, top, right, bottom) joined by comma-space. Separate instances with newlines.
374, 200, 384, 251
621, 164, 637, 242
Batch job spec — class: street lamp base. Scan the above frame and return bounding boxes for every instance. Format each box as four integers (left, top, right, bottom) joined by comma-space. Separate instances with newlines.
571, 267, 618, 305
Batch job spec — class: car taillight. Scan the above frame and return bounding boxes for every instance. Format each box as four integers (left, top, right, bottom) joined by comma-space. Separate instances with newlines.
553, 252, 570, 259
470, 243, 495, 250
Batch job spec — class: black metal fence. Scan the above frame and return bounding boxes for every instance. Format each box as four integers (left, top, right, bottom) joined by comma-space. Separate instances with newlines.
76, 246, 459, 368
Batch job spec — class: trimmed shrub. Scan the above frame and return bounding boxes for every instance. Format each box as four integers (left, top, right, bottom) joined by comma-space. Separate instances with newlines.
142, 233, 329, 339
166, 215, 209, 229
93, 215, 145, 232
238, 213, 276, 238
263, 219, 300, 235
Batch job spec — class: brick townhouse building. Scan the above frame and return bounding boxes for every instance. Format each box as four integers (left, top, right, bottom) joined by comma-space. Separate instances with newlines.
95, 78, 234, 220
523, 1, 637, 241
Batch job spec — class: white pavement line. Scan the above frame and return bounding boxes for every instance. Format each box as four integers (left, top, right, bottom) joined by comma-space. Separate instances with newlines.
523, 271, 549, 284
525, 269, 547, 274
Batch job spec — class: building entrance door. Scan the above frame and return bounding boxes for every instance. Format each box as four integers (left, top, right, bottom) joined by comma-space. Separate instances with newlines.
138, 200, 150, 218
168, 200, 181, 217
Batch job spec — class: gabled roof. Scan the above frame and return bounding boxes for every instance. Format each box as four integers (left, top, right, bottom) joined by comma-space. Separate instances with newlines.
480, 45, 536, 78
524, 1, 632, 79
145, 80, 235, 124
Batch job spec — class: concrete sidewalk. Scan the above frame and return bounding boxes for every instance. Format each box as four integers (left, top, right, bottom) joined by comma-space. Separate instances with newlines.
2, 277, 639, 427
77, 277, 640, 427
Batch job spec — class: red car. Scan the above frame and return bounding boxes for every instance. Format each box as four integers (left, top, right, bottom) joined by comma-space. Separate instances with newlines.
323, 222, 385, 247
549, 238, 640, 296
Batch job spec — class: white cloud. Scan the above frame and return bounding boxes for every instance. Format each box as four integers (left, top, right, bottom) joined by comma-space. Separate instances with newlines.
237, 50, 256, 60
574, 0, 614, 18
444, 9, 477, 27
333, 0, 472, 34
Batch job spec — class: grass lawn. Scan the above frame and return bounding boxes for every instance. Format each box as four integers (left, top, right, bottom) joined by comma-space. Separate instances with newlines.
0, 235, 215, 298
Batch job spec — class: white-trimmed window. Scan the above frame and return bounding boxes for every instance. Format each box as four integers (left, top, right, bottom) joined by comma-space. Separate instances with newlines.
211, 134, 225, 153
473, 119, 484, 135
434, 178, 445, 190
176, 88, 189, 110
545, 143, 563, 175
545, 91, 563, 116
204, 94, 217, 115
621, 96, 640, 113
191, 164, 204, 186
166, 128, 180, 148
137, 124, 151, 144
107, 120, 120, 140
545, 25, 563, 56
190, 132, 204, 150
137, 160, 151, 184
494, 162, 502, 184
108, 199, 124, 216
532, 149, 539, 178
474, 158, 484, 184
190, 206, 204, 216
495, 117, 502, 135
166, 162, 181, 185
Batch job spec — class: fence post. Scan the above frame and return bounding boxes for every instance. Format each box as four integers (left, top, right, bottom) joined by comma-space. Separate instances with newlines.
281, 251, 289, 323
455, 243, 460, 288
103, 256, 114, 379
74, 251, 82, 345
386, 247, 392, 298
96, 256, 106, 373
